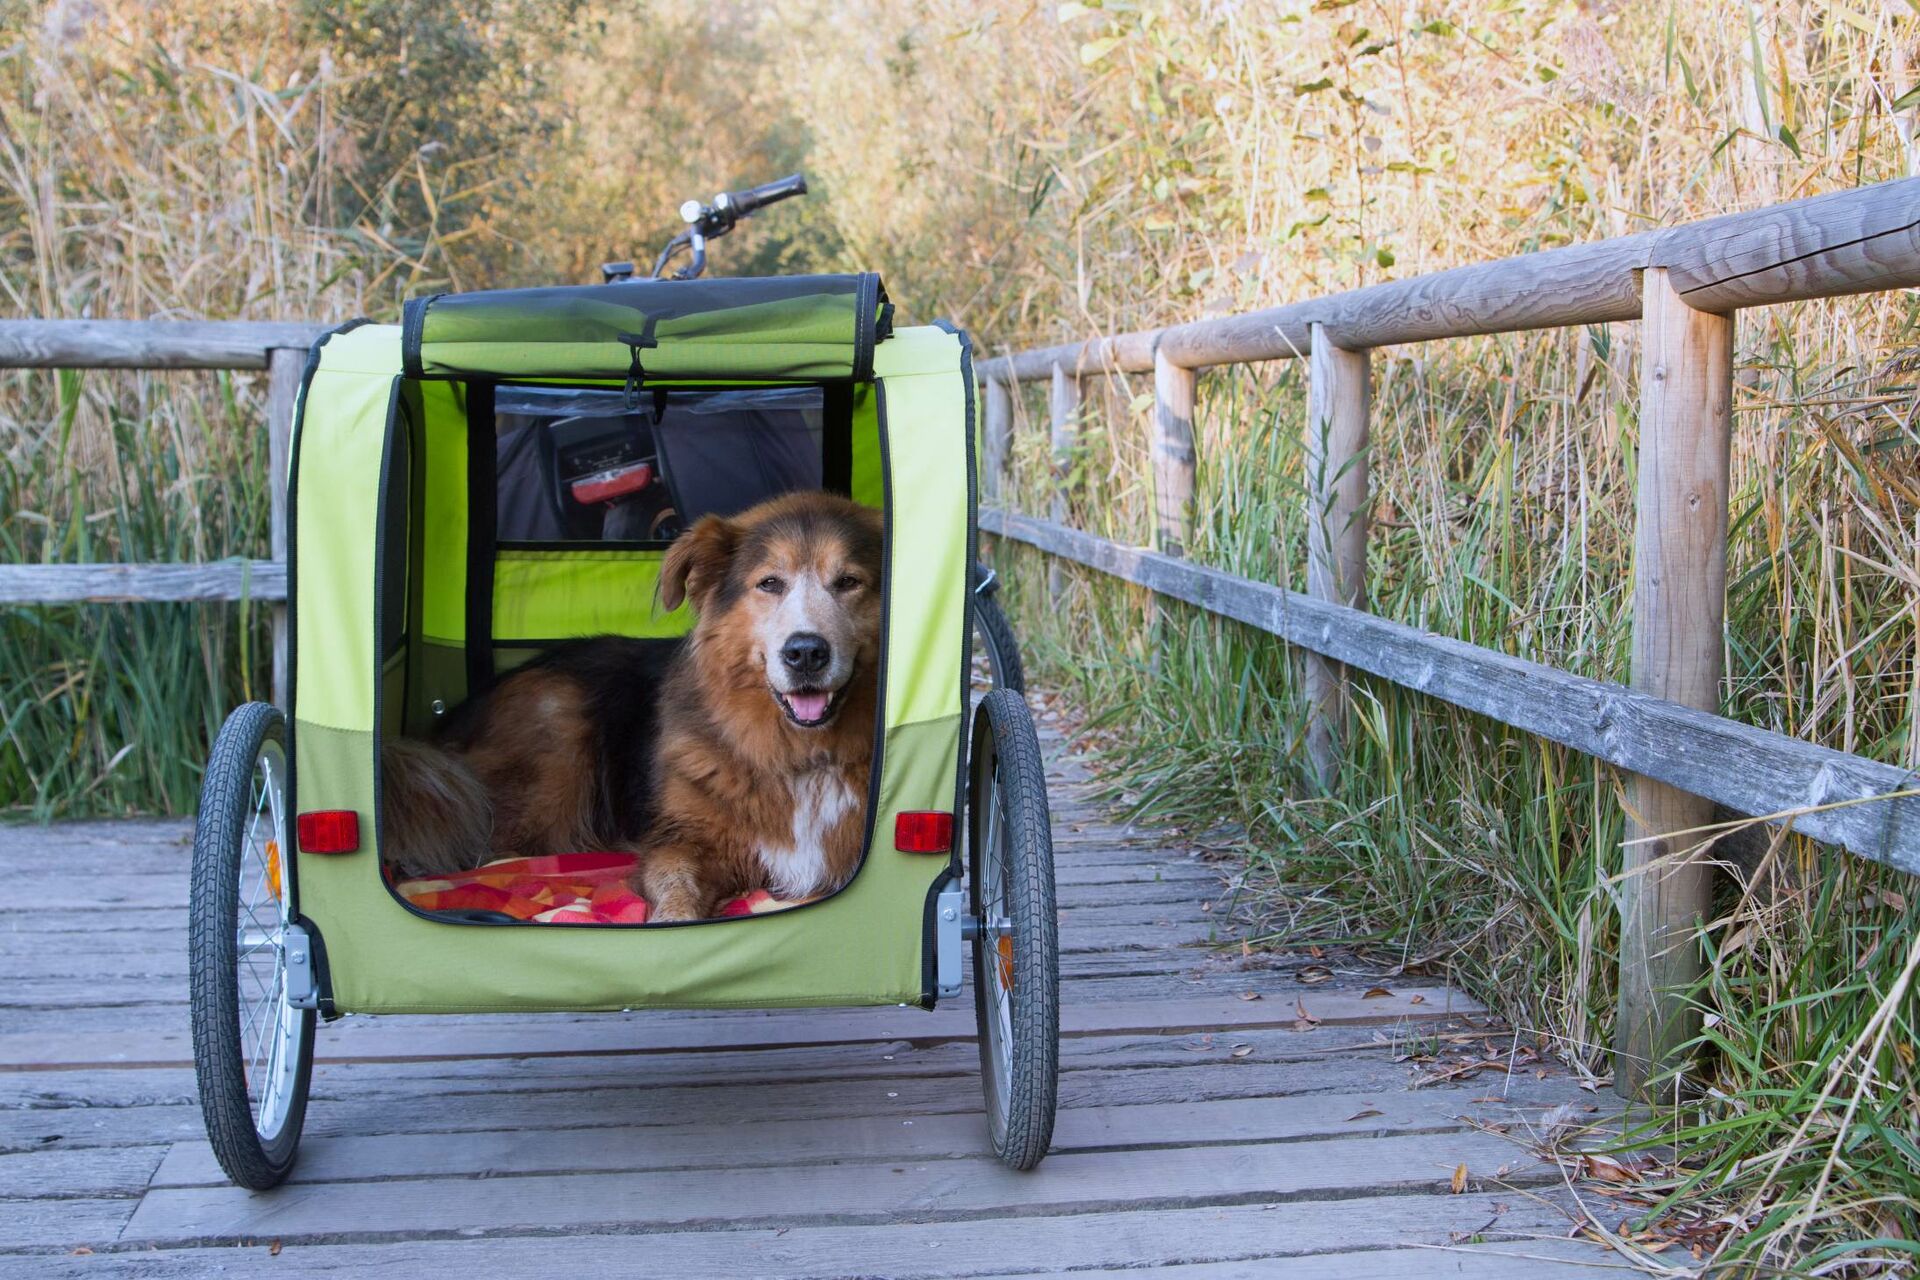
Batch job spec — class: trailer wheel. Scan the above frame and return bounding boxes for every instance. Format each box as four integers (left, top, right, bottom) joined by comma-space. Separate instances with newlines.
968, 688, 1058, 1170
189, 702, 314, 1190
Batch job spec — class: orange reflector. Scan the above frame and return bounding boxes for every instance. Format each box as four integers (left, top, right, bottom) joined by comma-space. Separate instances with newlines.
298, 810, 360, 854
894, 811, 953, 853
265, 840, 283, 900
997, 934, 1016, 991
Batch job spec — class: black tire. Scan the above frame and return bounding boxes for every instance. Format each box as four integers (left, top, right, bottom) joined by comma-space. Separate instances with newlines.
190, 702, 314, 1190
971, 586, 1026, 696
968, 687, 1059, 1170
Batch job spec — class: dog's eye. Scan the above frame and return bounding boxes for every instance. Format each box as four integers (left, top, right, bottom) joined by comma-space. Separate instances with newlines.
833, 574, 862, 593
756, 575, 785, 594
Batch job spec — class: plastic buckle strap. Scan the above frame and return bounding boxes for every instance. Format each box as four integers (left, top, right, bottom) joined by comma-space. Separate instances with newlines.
617, 318, 660, 411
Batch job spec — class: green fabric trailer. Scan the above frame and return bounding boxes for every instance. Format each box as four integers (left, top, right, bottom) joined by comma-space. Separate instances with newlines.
188, 273, 1058, 1188
288, 280, 967, 1013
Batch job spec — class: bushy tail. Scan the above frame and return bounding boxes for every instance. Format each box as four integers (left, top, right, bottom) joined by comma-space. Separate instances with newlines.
379, 737, 492, 879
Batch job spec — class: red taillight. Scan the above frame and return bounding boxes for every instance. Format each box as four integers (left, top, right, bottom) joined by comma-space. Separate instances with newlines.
298, 810, 360, 854
894, 810, 953, 854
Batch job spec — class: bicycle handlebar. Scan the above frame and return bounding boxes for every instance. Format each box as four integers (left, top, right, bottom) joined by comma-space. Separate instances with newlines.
608, 173, 811, 283
721, 173, 807, 218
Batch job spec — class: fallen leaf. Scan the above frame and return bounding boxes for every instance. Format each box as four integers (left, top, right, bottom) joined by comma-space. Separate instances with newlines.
1229, 1043, 1254, 1059
1582, 1153, 1644, 1185
1309, 945, 1325, 959
1238, 990, 1262, 1001
1344, 1108, 1384, 1121
1451, 1163, 1469, 1194
270, 1241, 283, 1257
1298, 965, 1334, 985
1409, 994, 1426, 1005
70, 1248, 93, 1257
1362, 986, 1394, 999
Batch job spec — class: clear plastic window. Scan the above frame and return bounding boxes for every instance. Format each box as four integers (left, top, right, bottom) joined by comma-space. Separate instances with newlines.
492, 385, 824, 544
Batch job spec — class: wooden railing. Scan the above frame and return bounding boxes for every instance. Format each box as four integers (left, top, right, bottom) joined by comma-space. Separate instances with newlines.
3, 181, 1916, 1095
975, 177, 1920, 1097
0, 320, 328, 705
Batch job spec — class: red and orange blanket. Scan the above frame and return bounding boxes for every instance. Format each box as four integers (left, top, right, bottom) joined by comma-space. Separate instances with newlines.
391, 851, 809, 924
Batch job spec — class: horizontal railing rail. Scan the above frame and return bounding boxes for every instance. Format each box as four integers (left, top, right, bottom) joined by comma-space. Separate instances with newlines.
0, 321, 317, 703
974, 175, 1920, 1098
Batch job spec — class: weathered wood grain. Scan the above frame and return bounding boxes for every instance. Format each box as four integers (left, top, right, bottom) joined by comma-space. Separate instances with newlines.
974, 176, 1920, 380
0, 1195, 1583, 1277
982, 374, 1013, 500
0, 320, 325, 370
0, 990, 1473, 1069
1152, 349, 1197, 558
0, 733, 1612, 1273
148, 1090, 1548, 1187
0, 561, 285, 604
1615, 269, 1734, 1097
119, 1128, 1559, 1243
1302, 324, 1371, 787
980, 508, 1920, 872
1048, 361, 1081, 602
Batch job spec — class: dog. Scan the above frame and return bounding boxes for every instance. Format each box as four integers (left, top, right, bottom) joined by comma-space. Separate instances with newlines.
381, 490, 884, 922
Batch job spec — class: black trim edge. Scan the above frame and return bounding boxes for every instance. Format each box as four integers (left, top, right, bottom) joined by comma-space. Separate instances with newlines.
400, 295, 438, 379
464, 383, 497, 697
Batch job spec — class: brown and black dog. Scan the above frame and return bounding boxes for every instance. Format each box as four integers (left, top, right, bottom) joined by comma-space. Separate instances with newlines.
381, 490, 884, 922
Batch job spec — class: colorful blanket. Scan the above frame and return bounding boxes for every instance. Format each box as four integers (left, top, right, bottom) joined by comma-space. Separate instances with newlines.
393, 851, 809, 924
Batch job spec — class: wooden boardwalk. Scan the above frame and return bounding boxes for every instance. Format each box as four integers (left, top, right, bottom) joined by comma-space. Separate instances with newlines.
0, 705, 1622, 1276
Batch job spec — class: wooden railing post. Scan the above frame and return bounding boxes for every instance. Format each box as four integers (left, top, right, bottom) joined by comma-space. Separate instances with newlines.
265, 347, 304, 710
1151, 349, 1196, 557
1615, 267, 1735, 1099
983, 376, 1013, 503
1047, 362, 1081, 601
1302, 325, 1371, 788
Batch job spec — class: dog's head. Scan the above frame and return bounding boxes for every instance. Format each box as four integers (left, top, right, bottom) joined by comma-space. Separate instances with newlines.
659, 492, 884, 731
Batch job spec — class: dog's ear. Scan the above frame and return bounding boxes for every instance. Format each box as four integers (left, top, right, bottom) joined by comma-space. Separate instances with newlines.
658, 515, 739, 612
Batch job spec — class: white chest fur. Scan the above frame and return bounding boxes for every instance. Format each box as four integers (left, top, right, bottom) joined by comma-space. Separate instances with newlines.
756, 771, 857, 899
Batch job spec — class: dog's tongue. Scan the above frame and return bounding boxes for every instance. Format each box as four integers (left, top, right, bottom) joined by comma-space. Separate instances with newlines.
787, 691, 831, 723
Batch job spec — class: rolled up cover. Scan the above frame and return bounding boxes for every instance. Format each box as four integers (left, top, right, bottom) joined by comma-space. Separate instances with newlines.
402, 273, 890, 383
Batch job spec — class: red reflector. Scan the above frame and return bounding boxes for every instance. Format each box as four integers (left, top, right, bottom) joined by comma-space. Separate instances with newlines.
894, 811, 953, 854
297, 810, 360, 854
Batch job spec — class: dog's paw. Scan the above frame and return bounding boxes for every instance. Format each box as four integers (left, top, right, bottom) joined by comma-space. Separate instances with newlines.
645, 894, 706, 924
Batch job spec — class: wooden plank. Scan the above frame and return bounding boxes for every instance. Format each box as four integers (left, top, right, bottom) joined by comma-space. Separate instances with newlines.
979, 508, 1920, 873
266, 347, 304, 708
0, 1195, 1586, 1276
968, 1243, 1616, 1279
0, 561, 285, 605
1302, 325, 1371, 786
1151, 350, 1197, 557
0, 319, 325, 370
149, 1090, 1564, 1187
0, 990, 1477, 1069
982, 375, 1013, 500
119, 1128, 1558, 1243
0, 1197, 139, 1250
0, 1052, 1592, 1158
1614, 269, 1734, 1097
0, 1143, 169, 1199
1048, 361, 1081, 601
977, 177, 1920, 379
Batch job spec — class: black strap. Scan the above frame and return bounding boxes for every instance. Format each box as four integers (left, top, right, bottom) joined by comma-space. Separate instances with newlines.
823, 384, 853, 496
464, 383, 497, 696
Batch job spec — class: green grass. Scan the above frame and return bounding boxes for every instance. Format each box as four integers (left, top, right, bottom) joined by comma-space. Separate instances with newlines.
0, 367, 275, 817
990, 317, 1920, 1270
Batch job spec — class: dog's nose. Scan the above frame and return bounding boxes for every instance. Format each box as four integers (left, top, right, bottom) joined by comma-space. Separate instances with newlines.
781, 632, 832, 677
